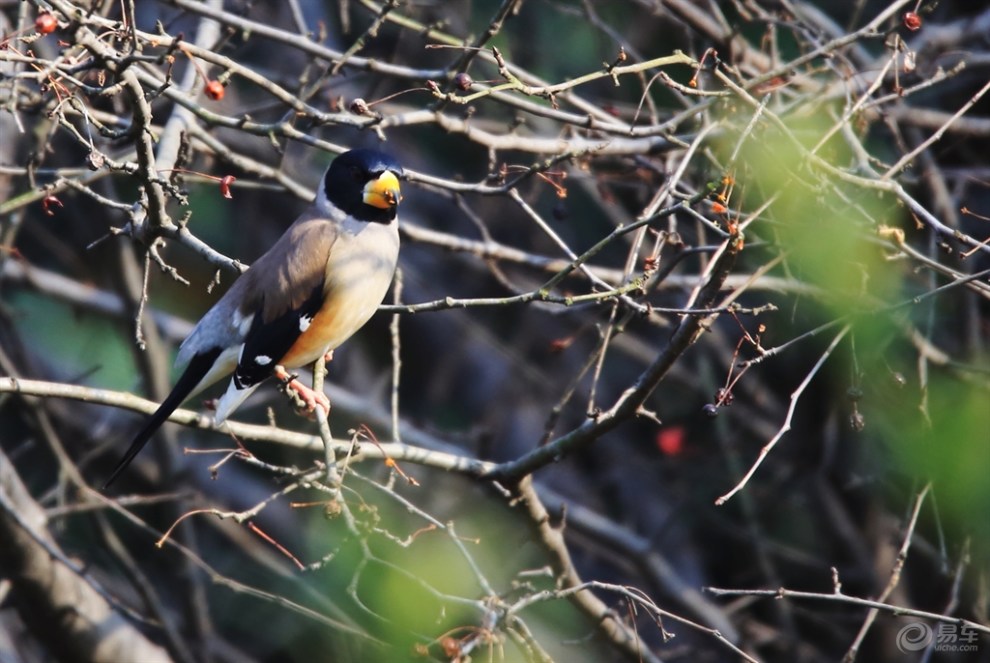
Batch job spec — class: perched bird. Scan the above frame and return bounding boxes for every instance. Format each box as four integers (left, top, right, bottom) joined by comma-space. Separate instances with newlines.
103, 148, 403, 489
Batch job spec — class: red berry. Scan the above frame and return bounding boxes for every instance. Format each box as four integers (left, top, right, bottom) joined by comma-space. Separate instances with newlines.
36, 12, 57, 35
204, 80, 224, 101
903, 11, 922, 31
656, 427, 685, 456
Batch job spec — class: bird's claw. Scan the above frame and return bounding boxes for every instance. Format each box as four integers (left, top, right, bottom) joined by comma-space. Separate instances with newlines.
274, 366, 330, 417
287, 379, 331, 417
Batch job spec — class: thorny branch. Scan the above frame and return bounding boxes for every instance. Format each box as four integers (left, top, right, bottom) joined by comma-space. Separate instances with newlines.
2, 1, 989, 661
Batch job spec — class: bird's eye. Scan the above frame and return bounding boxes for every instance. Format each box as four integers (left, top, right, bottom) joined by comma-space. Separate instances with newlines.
350, 166, 364, 181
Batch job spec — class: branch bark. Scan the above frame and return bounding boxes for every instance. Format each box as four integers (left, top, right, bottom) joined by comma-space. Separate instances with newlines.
0, 448, 171, 663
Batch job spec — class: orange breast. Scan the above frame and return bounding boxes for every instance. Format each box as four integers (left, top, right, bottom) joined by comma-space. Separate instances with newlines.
277, 328, 326, 369
277, 295, 348, 368
276, 215, 399, 369
277, 265, 396, 368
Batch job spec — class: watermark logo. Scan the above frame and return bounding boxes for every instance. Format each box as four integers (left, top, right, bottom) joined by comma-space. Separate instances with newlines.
897, 623, 932, 652
896, 622, 981, 653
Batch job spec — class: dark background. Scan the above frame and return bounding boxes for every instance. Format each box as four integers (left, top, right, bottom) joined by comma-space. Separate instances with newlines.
1, 1, 988, 661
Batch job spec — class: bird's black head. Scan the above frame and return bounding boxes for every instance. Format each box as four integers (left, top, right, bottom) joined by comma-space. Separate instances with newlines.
321, 148, 403, 224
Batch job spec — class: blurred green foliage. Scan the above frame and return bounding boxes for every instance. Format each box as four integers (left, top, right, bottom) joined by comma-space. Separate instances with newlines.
890, 372, 990, 561
10, 291, 137, 391
722, 106, 990, 562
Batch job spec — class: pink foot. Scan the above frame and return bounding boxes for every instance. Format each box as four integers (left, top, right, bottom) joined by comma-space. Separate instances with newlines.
274, 366, 330, 416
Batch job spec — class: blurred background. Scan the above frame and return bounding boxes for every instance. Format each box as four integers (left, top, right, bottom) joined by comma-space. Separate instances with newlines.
1, 1, 988, 661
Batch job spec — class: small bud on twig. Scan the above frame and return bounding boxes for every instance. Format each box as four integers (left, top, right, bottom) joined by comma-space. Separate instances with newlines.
42, 194, 63, 215
219, 175, 236, 199
349, 98, 371, 115
453, 72, 473, 91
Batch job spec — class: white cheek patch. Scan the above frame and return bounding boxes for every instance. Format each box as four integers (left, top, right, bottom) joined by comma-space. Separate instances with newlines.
254, 354, 272, 366
299, 315, 313, 332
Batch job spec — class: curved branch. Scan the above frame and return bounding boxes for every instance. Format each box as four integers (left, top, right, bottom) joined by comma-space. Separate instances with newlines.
0, 447, 171, 663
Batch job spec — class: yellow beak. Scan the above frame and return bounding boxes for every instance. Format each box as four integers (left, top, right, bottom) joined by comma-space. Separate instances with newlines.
363, 170, 402, 209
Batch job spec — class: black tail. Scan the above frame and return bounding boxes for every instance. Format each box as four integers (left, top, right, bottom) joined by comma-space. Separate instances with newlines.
102, 348, 221, 490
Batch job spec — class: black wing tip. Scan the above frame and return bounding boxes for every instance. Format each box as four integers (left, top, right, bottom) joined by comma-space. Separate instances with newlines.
101, 425, 157, 491
101, 472, 121, 492
101, 348, 223, 490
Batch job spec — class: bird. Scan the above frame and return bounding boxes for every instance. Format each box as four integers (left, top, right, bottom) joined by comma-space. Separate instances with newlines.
103, 148, 403, 489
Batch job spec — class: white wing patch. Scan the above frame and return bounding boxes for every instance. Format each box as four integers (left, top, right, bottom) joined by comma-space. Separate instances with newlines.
214, 379, 261, 424
232, 309, 255, 337
254, 354, 272, 366
299, 314, 313, 332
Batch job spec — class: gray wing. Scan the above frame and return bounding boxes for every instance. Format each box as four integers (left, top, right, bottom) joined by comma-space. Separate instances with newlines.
175, 211, 339, 396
